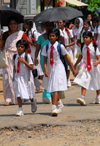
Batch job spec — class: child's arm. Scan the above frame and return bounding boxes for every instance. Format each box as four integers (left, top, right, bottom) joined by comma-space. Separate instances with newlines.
18, 57, 33, 70
93, 55, 100, 67
64, 54, 77, 77
34, 44, 41, 65
74, 54, 82, 69
44, 56, 49, 77
65, 37, 75, 48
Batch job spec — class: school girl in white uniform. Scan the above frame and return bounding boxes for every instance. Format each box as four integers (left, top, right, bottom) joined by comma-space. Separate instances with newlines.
72, 17, 83, 62
58, 20, 75, 87
74, 31, 100, 106
42, 28, 77, 116
13, 39, 36, 116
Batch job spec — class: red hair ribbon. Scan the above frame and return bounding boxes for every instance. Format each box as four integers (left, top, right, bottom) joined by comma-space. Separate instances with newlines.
65, 27, 70, 34
93, 39, 97, 44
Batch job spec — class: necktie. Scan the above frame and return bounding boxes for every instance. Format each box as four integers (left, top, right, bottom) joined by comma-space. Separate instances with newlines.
28, 33, 31, 54
50, 45, 54, 66
86, 47, 91, 71
62, 32, 65, 44
17, 57, 20, 73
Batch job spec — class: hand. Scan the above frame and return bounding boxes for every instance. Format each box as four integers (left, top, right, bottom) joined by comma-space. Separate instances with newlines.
69, 24, 74, 29
74, 64, 76, 70
45, 69, 49, 77
73, 70, 77, 77
93, 60, 99, 67
18, 57, 25, 64
75, 34, 78, 39
34, 58, 38, 65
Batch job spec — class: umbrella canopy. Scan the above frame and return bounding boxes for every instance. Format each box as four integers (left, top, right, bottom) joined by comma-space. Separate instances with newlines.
0, 6, 24, 26
34, 7, 83, 22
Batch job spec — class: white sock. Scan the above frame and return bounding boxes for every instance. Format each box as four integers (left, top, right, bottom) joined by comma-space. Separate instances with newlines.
19, 107, 23, 111
58, 99, 62, 104
81, 95, 85, 100
97, 95, 100, 98
52, 105, 56, 108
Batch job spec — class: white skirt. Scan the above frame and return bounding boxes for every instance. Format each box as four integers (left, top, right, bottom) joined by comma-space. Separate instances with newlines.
14, 72, 35, 100
74, 62, 100, 90
43, 62, 67, 92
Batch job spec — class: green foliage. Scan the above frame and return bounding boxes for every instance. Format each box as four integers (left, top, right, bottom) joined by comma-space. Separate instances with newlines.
85, 0, 100, 15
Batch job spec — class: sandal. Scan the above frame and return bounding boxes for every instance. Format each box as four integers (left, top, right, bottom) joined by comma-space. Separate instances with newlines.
4, 102, 15, 106
4, 102, 11, 106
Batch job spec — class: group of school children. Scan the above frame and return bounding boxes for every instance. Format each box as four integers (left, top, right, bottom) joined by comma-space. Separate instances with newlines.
14, 14, 100, 116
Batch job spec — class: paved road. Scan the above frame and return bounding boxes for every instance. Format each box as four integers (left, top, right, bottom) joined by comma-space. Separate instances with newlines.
0, 75, 99, 130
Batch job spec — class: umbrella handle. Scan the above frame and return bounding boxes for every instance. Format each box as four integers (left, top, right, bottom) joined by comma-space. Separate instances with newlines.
0, 24, 1, 35
0, 11, 1, 35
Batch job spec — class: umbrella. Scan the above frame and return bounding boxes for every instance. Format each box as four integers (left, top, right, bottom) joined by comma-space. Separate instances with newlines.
34, 6, 83, 22
0, 6, 24, 26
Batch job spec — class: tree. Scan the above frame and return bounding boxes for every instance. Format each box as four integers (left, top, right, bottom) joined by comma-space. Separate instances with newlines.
85, 0, 100, 15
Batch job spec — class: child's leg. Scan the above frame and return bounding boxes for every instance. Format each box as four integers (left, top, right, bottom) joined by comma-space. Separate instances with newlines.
51, 92, 59, 116
81, 87, 87, 96
95, 90, 100, 104
17, 97, 22, 107
96, 90, 100, 96
30, 98, 37, 113
53, 91, 59, 105
77, 87, 87, 106
16, 97, 23, 116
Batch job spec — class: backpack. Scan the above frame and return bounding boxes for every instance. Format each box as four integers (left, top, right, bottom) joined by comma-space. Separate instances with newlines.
46, 43, 68, 73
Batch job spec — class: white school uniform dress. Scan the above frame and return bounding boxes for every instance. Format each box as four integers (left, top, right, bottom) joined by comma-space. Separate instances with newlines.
59, 28, 73, 70
42, 41, 67, 93
14, 52, 35, 100
28, 28, 43, 87
94, 25, 100, 51
74, 42, 100, 90
28, 28, 44, 76
72, 18, 83, 63
59, 28, 73, 56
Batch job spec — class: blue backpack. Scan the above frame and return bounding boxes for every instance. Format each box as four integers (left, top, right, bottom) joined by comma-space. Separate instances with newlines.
46, 43, 68, 72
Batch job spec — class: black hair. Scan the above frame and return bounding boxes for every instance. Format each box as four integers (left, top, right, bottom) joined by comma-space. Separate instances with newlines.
48, 28, 60, 40
92, 16, 99, 23
84, 19, 90, 26
16, 39, 28, 52
83, 31, 97, 48
41, 22, 45, 26
24, 19, 33, 30
8, 16, 18, 30
45, 22, 54, 28
83, 31, 92, 38
8, 16, 18, 25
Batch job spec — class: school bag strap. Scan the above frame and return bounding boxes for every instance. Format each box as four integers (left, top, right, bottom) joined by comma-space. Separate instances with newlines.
46, 44, 49, 52
57, 43, 68, 68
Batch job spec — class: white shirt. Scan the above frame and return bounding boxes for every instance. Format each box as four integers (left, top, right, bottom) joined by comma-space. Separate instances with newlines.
59, 28, 73, 46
